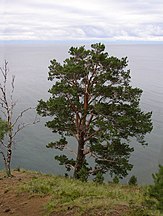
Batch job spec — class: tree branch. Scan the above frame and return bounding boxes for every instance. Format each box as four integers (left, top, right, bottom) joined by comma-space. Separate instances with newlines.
65, 163, 75, 170
91, 152, 117, 163
12, 107, 33, 127
0, 140, 7, 148
13, 116, 39, 138
84, 129, 101, 142
0, 151, 6, 163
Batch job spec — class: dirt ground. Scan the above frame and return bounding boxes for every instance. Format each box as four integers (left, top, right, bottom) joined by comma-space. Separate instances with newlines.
0, 171, 131, 216
0, 171, 50, 216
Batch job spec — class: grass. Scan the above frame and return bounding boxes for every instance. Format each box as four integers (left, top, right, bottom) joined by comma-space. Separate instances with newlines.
19, 171, 162, 216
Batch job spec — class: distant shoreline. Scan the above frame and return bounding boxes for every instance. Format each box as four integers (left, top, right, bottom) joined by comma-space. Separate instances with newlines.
0, 40, 163, 45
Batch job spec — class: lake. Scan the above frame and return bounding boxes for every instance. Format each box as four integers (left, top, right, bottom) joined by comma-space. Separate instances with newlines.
0, 42, 163, 184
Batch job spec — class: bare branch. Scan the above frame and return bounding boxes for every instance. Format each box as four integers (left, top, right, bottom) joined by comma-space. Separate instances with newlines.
13, 115, 39, 138
0, 140, 7, 148
12, 107, 32, 127
11, 75, 15, 94
0, 151, 6, 163
10, 75, 15, 104
0, 67, 5, 78
0, 107, 7, 117
0, 60, 8, 79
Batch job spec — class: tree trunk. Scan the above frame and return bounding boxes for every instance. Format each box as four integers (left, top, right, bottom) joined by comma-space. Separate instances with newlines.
73, 138, 85, 179
6, 148, 12, 177
6, 129, 12, 177
0, 152, 10, 177
73, 86, 88, 179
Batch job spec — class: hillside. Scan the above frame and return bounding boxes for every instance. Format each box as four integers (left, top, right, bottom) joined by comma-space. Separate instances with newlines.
0, 170, 161, 216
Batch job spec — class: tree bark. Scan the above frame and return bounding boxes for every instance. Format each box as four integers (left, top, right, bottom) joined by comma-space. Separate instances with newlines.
73, 83, 89, 179
73, 138, 85, 179
6, 148, 12, 177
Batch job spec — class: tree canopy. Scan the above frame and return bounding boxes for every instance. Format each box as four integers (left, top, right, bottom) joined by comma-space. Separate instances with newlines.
37, 43, 153, 180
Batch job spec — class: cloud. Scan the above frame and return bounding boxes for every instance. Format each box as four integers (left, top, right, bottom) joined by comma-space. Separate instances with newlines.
0, 0, 163, 41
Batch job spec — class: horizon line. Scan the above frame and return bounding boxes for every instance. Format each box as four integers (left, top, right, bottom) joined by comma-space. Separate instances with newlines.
0, 39, 163, 45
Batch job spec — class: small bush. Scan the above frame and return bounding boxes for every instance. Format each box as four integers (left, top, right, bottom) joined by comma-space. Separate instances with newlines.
77, 167, 89, 182
93, 172, 104, 184
128, 175, 138, 186
146, 165, 163, 212
113, 176, 119, 184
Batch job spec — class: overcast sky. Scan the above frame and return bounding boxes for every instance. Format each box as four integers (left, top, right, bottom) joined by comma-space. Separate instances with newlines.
1, 0, 163, 41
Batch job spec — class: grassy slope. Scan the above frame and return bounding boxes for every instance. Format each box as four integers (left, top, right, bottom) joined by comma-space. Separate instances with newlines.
18, 170, 161, 216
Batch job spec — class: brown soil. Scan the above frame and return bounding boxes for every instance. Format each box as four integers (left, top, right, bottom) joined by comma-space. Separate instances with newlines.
0, 171, 50, 216
0, 171, 129, 216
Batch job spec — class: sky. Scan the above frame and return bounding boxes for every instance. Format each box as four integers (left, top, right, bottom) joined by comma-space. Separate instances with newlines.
0, 0, 163, 42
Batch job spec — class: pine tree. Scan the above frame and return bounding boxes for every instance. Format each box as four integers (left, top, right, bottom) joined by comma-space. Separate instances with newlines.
37, 43, 153, 180
147, 165, 163, 212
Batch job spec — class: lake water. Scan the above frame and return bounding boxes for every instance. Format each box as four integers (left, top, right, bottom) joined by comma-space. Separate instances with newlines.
0, 42, 163, 184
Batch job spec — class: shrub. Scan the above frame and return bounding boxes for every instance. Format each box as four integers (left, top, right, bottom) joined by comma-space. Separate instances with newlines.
128, 175, 138, 186
113, 176, 119, 184
93, 171, 104, 184
146, 165, 163, 212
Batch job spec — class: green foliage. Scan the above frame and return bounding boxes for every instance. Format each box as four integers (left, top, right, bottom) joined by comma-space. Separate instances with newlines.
146, 165, 163, 212
37, 43, 153, 180
46, 137, 68, 150
128, 175, 138, 186
93, 171, 104, 184
113, 176, 120, 184
76, 166, 89, 182
0, 118, 8, 141
55, 155, 76, 172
